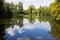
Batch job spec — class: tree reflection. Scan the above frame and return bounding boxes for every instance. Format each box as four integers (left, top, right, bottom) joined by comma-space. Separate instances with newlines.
0, 25, 6, 40
34, 13, 60, 40
50, 20, 60, 40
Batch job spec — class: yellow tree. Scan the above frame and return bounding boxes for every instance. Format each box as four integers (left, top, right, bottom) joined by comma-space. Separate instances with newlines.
50, 0, 60, 21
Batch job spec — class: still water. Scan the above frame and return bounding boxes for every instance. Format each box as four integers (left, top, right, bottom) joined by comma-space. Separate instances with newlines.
5, 18, 55, 40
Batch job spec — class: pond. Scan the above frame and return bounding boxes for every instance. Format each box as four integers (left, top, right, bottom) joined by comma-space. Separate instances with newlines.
5, 18, 56, 40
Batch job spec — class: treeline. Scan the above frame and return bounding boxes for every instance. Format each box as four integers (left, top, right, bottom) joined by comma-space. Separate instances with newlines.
24, 5, 51, 22
0, 0, 60, 25
23, 0, 60, 22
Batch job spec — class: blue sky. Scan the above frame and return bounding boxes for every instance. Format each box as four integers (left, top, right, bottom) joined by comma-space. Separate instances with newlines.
5, 0, 54, 9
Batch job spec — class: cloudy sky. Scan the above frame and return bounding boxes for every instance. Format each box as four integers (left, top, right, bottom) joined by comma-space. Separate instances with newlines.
5, 0, 54, 9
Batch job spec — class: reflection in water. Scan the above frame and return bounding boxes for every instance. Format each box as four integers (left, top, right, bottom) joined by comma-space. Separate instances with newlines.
17, 37, 31, 40
5, 18, 55, 40
50, 20, 60, 40
0, 25, 5, 40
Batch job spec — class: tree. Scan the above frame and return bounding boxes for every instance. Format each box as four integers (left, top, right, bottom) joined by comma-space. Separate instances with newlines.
24, 10, 28, 15
50, 0, 60, 21
32, 9, 37, 20
37, 6, 44, 22
50, 20, 60, 40
0, 0, 5, 19
43, 6, 50, 16
0, 0, 5, 39
27, 5, 35, 23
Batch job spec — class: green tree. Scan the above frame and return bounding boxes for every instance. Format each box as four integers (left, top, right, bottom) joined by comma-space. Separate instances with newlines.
0, 0, 13, 40
37, 6, 44, 22
43, 6, 50, 16
32, 9, 37, 20
50, 0, 60, 21
27, 5, 35, 23
50, 20, 60, 40
0, 0, 5, 39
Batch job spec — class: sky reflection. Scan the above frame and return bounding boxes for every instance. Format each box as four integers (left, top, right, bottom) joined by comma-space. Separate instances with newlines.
5, 18, 55, 40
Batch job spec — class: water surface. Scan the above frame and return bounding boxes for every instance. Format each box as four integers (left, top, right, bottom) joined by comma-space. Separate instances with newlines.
5, 18, 55, 40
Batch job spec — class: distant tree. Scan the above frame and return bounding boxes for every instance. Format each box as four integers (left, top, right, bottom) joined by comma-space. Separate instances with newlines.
24, 10, 28, 15
43, 6, 50, 16
32, 9, 37, 20
27, 5, 35, 23
37, 6, 42, 16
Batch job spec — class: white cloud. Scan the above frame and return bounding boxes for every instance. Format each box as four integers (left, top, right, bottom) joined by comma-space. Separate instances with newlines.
23, 18, 29, 24
6, 27, 15, 36
23, 24, 36, 29
6, 25, 23, 36
13, 25, 23, 34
